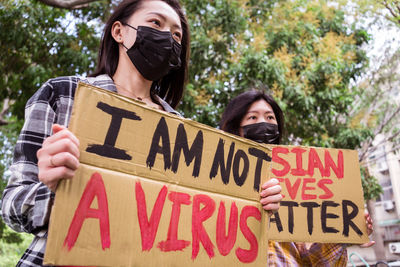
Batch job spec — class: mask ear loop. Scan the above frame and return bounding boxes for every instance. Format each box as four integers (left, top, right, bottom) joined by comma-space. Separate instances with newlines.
122, 22, 138, 31
119, 22, 138, 50
121, 43, 129, 50
120, 43, 129, 51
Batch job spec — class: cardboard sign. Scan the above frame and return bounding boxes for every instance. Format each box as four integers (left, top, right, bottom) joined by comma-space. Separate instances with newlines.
267, 146, 368, 243
44, 83, 368, 266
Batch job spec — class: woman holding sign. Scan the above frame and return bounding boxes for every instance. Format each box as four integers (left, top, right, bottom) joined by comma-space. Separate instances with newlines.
219, 90, 374, 266
1, 0, 189, 266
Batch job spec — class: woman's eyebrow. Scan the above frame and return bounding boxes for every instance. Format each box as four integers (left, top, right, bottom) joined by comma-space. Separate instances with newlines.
247, 109, 274, 114
148, 12, 182, 30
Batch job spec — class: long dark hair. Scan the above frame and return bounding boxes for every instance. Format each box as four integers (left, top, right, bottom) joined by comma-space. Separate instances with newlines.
90, 0, 190, 109
219, 90, 285, 144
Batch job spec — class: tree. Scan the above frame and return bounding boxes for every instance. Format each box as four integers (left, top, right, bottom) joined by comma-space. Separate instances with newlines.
0, 0, 110, 123
351, 40, 400, 262
356, 48, 400, 163
181, 0, 371, 150
0, 117, 23, 244
0, 0, 385, 261
380, 0, 400, 25
1, 0, 372, 145
342, 0, 400, 259
0, 0, 110, 249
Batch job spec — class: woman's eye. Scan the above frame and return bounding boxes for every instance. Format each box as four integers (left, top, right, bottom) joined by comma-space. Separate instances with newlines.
173, 32, 182, 42
150, 19, 161, 26
267, 116, 276, 120
248, 115, 257, 120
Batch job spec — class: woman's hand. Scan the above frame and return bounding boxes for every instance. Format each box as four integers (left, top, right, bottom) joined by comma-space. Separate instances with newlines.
360, 211, 375, 248
37, 124, 80, 192
259, 178, 283, 212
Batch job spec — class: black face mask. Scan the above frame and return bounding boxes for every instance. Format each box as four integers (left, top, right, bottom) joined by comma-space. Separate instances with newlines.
242, 122, 280, 145
123, 24, 182, 81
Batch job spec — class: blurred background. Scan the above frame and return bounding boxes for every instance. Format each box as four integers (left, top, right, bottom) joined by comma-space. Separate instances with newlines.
0, 0, 399, 265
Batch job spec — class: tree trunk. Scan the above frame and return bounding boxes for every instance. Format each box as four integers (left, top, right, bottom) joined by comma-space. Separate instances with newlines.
367, 199, 386, 261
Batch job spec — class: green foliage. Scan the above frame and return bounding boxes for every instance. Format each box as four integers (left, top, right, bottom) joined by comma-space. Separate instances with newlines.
360, 166, 383, 200
0, 1, 386, 259
0, 0, 109, 248
0, 0, 110, 119
0, 117, 24, 244
0, 0, 374, 147
180, 0, 249, 125
179, 0, 371, 150
0, 220, 23, 244
0, 230, 33, 267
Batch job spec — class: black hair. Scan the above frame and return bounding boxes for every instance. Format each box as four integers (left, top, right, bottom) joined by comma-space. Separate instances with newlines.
90, 0, 190, 109
219, 90, 285, 144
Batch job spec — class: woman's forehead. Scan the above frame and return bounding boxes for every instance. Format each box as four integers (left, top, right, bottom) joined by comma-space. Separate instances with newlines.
247, 99, 274, 113
134, 1, 181, 28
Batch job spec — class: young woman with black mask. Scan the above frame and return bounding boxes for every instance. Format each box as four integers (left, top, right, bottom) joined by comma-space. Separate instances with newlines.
219, 90, 374, 266
1, 1, 189, 266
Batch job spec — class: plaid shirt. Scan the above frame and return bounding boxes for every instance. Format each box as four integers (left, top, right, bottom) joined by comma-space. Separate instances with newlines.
268, 241, 347, 266
1, 74, 179, 267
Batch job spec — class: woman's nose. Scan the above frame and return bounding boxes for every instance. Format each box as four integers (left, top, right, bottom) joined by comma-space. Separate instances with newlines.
257, 117, 267, 123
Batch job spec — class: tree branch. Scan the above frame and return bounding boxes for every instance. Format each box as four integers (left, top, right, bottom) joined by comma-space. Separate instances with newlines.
375, 105, 400, 136
0, 99, 11, 126
359, 104, 400, 162
37, 0, 98, 9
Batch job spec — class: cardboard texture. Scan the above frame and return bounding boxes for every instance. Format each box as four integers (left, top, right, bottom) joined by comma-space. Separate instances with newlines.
267, 145, 369, 243
44, 83, 368, 266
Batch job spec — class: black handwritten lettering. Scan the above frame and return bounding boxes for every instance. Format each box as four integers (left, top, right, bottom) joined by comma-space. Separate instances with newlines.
232, 149, 249, 187
342, 200, 362, 237
209, 139, 235, 185
321, 201, 339, 234
281, 201, 299, 234
86, 102, 141, 160
171, 124, 203, 177
300, 202, 320, 235
248, 148, 271, 192
269, 211, 283, 232
146, 117, 171, 170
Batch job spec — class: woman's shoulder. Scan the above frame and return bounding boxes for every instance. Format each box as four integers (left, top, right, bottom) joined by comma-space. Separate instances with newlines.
31, 75, 117, 102
27, 76, 81, 106
46, 74, 117, 93
80, 74, 117, 92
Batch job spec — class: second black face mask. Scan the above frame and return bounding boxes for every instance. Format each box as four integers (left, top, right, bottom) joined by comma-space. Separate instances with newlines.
124, 25, 182, 81
242, 122, 280, 144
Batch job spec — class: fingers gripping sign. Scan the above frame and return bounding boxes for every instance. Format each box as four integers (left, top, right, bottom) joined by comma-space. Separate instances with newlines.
260, 178, 283, 212
37, 124, 80, 192
360, 211, 375, 248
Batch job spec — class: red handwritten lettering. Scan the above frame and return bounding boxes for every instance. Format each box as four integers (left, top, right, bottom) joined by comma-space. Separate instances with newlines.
301, 178, 316, 200
236, 206, 261, 263
285, 178, 301, 200
290, 148, 307, 176
192, 194, 216, 259
307, 148, 325, 177
272, 147, 290, 177
158, 192, 191, 252
216, 201, 238, 256
324, 150, 344, 179
63, 172, 110, 251
318, 179, 334, 199
135, 181, 167, 251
